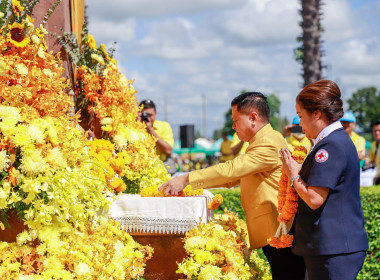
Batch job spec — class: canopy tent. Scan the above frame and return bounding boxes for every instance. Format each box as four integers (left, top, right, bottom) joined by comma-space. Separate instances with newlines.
172, 136, 232, 156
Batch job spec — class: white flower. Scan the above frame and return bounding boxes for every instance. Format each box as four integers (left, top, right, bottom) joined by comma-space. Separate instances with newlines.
39, 24, 48, 34
91, 53, 104, 64
75, 262, 92, 276
37, 47, 46, 59
31, 34, 40, 45
16, 63, 29, 76
0, 150, 10, 172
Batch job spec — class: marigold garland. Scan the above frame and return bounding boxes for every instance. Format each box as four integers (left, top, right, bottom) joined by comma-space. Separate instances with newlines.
268, 146, 307, 248
208, 194, 223, 210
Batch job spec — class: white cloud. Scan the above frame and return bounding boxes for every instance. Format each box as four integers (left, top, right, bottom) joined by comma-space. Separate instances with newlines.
87, 18, 135, 46
86, 0, 246, 20
214, 0, 300, 45
324, 0, 369, 42
85, 0, 380, 137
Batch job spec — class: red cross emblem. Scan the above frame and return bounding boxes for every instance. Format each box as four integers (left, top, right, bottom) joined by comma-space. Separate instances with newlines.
315, 149, 328, 163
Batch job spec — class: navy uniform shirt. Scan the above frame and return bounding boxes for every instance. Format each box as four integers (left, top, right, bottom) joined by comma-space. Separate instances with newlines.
293, 128, 368, 256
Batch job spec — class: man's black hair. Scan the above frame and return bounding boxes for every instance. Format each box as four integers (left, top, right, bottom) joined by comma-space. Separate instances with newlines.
231, 92, 270, 122
372, 120, 380, 128
140, 99, 156, 111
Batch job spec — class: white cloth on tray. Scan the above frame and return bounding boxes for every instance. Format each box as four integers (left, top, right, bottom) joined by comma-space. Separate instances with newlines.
108, 192, 213, 234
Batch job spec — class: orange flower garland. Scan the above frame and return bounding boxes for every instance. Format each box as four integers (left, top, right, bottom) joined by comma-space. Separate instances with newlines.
208, 194, 224, 210
268, 146, 307, 248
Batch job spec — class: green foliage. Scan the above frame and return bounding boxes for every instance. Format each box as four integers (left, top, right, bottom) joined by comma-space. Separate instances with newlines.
347, 87, 380, 136
267, 93, 287, 131
211, 186, 380, 278
0, 0, 9, 27
122, 176, 141, 194
210, 187, 245, 220
357, 186, 380, 280
41, 0, 62, 25
24, 0, 41, 15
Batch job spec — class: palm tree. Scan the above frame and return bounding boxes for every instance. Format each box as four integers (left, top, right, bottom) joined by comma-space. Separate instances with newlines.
294, 0, 324, 87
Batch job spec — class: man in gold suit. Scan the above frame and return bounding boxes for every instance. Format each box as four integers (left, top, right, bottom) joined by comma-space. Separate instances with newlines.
159, 92, 305, 280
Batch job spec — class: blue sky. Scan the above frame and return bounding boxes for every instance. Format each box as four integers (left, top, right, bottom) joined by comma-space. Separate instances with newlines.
86, 0, 380, 139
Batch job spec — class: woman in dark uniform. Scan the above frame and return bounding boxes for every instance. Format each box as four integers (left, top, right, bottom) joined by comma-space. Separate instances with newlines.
280, 80, 368, 280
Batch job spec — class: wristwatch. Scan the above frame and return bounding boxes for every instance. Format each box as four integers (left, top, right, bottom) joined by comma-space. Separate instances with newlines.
289, 175, 300, 187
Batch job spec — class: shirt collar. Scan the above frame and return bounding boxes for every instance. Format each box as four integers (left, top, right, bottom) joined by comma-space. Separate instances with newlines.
248, 123, 272, 145
311, 121, 342, 151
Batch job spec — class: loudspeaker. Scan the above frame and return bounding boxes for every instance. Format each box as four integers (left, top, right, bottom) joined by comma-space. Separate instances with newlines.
180, 125, 195, 148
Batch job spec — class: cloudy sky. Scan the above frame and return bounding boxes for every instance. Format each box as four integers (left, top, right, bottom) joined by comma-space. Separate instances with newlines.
86, 0, 380, 139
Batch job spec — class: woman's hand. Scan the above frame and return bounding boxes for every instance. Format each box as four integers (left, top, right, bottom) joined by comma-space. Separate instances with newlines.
280, 148, 302, 178
158, 174, 189, 195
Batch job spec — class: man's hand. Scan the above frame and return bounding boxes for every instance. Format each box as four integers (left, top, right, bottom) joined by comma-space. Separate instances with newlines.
158, 174, 189, 195
282, 124, 293, 137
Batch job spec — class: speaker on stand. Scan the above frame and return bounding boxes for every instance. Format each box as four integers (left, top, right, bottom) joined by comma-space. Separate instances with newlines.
180, 125, 195, 148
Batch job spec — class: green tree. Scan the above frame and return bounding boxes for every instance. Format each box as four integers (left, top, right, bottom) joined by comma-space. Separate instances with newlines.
268, 94, 282, 131
347, 87, 380, 136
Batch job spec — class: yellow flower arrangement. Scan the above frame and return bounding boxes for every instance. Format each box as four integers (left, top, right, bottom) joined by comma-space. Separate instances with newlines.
178, 210, 271, 280
0, 219, 153, 279
74, 56, 171, 193
0, 2, 153, 279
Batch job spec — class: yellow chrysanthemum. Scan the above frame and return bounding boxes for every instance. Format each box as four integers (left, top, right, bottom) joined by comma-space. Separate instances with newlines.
177, 259, 200, 277
0, 150, 10, 172
19, 149, 46, 176
87, 34, 96, 49
46, 147, 67, 170
13, 125, 33, 147
7, 22, 30, 48
0, 105, 21, 120
27, 124, 45, 144
100, 44, 110, 60
198, 264, 222, 280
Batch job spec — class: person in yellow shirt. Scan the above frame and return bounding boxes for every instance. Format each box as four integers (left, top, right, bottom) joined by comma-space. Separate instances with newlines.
159, 92, 305, 280
139, 99, 175, 173
230, 132, 249, 156
369, 120, 380, 185
219, 132, 234, 162
282, 116, 313, 153
340, 112, 366, 160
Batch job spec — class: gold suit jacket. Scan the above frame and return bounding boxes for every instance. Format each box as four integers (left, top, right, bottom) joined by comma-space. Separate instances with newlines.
189, 124, 290, 249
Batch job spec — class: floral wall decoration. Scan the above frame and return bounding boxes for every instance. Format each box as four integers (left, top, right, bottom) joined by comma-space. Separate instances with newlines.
0, 1, 152, 278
